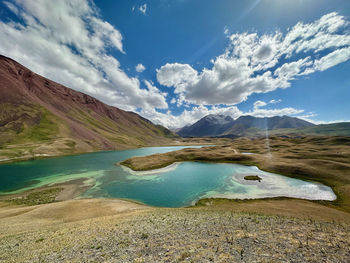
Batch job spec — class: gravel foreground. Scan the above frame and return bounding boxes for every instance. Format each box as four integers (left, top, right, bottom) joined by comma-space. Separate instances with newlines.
1, 208, 349, 263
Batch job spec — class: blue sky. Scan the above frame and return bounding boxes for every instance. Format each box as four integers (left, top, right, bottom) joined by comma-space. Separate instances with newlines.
0, 0, 349, 128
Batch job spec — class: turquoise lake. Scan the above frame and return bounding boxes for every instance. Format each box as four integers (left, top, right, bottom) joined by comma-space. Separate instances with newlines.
0, 146, 336, 207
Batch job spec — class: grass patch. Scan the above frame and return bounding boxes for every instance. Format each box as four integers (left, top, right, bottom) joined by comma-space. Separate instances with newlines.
6, 188, 63, 206
15, 107, 59, 143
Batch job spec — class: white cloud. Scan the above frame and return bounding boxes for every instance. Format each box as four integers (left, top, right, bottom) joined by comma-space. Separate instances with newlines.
253, 100, 267, 109
314, 46, 350, 71
274, 57, 313, 80
247, 107, 303, 118
269, 99, 282, 104
143, 80, 168, 110
249, 99, 303, 119
0, 0, 167, 113
139, 4, 147, 15
224, 26, 229, 35
157, 12, 350, 107
283, 12, 350, 56
156, 63, 198, 93
135, 63, 146, 72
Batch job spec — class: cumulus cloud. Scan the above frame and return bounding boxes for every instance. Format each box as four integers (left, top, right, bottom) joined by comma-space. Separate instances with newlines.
0, 0, 167, 112
157, 12, 350, 106
156, 63, 198, 93
143, 80, 168, 110
135, 63, 146, 72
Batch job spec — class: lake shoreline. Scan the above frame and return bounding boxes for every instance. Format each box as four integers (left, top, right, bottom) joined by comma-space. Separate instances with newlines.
0, 166, 337, 211
0, 138, 225, 165
0, 177, 94, 204
0, 145, 340, 210
1, 136, 349, 224
119, 137, 350, 214
1, 180, 349, 223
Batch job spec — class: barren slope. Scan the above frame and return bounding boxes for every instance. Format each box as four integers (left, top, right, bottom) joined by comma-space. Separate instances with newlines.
0, 55, 175, 161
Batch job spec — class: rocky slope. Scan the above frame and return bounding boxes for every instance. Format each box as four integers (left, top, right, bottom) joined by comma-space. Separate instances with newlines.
0, 55, 175, 161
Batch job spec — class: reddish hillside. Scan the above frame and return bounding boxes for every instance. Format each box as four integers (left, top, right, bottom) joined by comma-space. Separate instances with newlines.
0, 55, 175, 160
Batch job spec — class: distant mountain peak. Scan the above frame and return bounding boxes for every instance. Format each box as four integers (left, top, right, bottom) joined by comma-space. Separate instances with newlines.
202, 114, 234, 124
177, 114, 315, 138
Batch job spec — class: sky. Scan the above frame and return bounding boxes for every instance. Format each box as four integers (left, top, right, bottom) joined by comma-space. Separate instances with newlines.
0, 0, 349, 129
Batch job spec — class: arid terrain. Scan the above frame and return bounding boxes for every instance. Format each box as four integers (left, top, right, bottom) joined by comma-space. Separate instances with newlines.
0, 135, 349, 262
0, 197, 349, 263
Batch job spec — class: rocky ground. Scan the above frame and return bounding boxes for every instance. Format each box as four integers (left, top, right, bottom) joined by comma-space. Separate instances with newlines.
1, 205, 349, 263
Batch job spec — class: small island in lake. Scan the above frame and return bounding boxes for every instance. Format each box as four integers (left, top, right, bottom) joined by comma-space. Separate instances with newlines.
244, 175, 262, 182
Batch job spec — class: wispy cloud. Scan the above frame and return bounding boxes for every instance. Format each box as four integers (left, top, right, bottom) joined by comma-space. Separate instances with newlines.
269, 99, 282, 104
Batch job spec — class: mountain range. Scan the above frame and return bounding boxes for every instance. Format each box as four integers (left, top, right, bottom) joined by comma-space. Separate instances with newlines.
177, 114, 350, 138
0, 55, 175, 160
1, 55, 349, 162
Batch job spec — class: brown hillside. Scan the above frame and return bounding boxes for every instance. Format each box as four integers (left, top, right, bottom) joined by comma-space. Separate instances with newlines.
0, 55, 175, 160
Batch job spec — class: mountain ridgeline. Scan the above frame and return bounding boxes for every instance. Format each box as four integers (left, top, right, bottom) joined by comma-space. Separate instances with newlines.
177, 114, 350, 138
0, 55, 175, 160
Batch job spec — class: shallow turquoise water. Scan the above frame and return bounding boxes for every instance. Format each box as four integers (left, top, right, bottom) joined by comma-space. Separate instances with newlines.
0, 146, 336, 207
